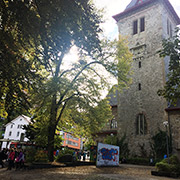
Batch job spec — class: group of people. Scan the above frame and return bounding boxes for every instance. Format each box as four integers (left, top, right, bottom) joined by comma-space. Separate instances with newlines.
73, 150, 90, 161
0, 148, 25, 170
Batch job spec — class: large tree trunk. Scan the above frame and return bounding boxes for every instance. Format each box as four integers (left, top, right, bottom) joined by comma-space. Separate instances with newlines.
47, 94, 57, 162
47, 124, 56, 162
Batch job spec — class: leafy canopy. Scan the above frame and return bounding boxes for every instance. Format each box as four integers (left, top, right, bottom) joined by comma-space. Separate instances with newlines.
158, 27, 180, 104
0, 0, 133, 161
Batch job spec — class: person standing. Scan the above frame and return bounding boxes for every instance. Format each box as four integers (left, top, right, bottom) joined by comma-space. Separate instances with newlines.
15, 149, 24, 170
0, 149, 7, 168
7, 149, 15, 170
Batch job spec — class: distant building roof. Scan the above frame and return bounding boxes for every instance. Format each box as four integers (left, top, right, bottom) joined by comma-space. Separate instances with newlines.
5, 115, 31, 127
21, 115, 31, 123
113, 0, 180, 24
107, 90, 118, 107
165, 100, 180, 112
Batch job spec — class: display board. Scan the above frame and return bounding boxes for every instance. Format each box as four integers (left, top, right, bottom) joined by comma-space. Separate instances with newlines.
96, 143, 119, 167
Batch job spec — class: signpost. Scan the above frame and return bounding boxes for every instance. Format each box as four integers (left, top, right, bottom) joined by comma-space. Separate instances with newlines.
96, 143, 119, 167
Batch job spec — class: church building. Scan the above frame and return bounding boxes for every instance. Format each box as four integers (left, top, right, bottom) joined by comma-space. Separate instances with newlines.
112, 0, 180, 157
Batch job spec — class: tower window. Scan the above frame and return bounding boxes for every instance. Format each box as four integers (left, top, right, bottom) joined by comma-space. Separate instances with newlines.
170, 24, 172, 38
9, 131, 12, 137
136, 114, 147, 135
133, 20, 138, 35
140, 17, 145, 32
167, 19, 169, 35
167, 18, 173, 38
138, 83, 141, 90
139, 61, 141, 68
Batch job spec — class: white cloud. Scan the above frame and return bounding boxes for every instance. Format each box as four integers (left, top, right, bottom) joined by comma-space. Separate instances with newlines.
93, 0, 180, 39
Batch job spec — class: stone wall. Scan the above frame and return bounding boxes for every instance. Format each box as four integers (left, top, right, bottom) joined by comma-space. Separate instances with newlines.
168, 110, 180, 160
116, 0, 178, 157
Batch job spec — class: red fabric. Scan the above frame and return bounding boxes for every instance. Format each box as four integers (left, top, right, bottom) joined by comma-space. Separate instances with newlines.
9, 151, 15, 161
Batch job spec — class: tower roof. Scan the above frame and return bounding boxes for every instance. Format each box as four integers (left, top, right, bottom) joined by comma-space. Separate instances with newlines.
113, 0, 180, 24
125, 0, 148, 10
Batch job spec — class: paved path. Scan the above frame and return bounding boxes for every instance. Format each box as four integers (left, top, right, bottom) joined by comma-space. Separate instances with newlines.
0, 164, 179, 180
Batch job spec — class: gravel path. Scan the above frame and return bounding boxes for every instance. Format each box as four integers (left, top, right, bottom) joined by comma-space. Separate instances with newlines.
0, 164, 179, 180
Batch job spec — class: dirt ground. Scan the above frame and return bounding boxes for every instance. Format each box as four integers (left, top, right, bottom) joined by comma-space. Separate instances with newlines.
0, 164, 179, 180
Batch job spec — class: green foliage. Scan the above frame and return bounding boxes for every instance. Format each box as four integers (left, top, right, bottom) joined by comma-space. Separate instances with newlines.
104, 135, 118, 146
0, 117, 6, 138
56, 147, 74, 162
126, 157, 149, 165
156, 155, 180, 173
1, 0, 133, 162
0, 0, 43, 121
25, 148, 48, 163
25, 148, 37, 163
34, 150, 48, 162
103, 134, 130, 158
156, 162, 175, 173
158, 27, 180, 104
151, 130, 172, 159
117, 134, 129, 158
161, 155, 180, 164
24, 117, 63, 148
58, 147, 74, 157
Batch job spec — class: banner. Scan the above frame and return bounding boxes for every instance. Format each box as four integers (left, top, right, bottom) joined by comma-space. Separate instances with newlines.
96, 143, 119, 167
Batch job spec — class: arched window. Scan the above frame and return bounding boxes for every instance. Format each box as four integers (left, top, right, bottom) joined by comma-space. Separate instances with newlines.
136, 114, 147, 135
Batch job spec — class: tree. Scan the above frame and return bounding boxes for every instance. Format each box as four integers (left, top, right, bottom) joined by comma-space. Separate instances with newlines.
32, 34, 132, 161
151, 130, 172, 159
24, 98, 112, 149
0, 0, 42, 121
158, 27, 180, 104
1, 0, 132, 161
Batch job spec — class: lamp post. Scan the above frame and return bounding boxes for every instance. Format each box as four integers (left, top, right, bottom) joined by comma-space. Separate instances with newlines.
163, 121, 169, 164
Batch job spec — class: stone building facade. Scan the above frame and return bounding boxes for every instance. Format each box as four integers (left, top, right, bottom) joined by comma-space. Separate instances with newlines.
113, 0, 180, 157
166, 107, 180, 159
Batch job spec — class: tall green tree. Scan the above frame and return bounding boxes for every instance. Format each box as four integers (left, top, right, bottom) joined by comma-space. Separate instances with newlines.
1, 0, 132, 161
158, 28, 180, 104
0, 0, 42, 121
31, 35, 132, 161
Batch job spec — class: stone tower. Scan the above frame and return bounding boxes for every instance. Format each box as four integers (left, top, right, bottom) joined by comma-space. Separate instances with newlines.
113, 0, 180, 156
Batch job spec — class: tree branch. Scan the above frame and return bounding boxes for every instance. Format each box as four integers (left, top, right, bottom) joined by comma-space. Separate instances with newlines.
56, 92, 80, 125
57, 60, 104, 107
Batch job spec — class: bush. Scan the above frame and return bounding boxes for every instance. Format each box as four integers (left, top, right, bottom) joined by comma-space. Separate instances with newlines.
151, 130, 172, 159
156, 162, 179, 173
25, 148, 48, 163
25, 148, 36, 163
56, 148, 74, 163
156, 155, 180, 174
56, 154, 73, 163
169, 155, 179, 164
126, 157, 149, 165
34, 150, 48, 162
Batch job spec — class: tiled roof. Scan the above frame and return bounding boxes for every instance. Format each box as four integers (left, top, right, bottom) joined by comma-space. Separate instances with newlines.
125, 0, 138, 10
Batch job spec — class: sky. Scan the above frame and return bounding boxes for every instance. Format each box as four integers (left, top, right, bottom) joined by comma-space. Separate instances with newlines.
93, 0, 180, 39
63, 0, 180, 88
64, 0, 180, 64
62, 0, 180, 98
